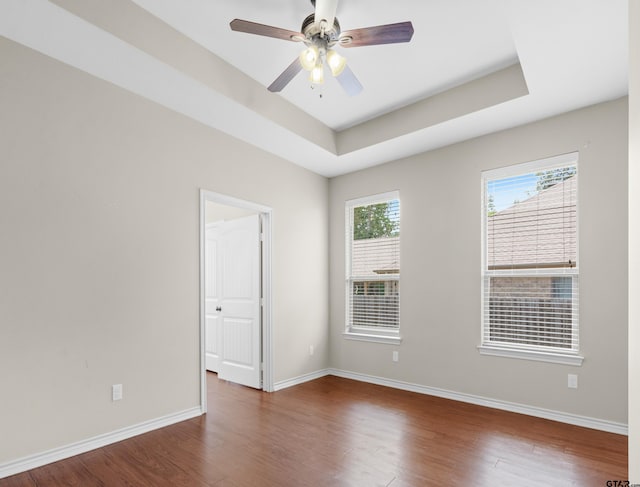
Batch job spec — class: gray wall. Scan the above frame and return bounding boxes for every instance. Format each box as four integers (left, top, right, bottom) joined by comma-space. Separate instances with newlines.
329, 97, 628, 424
629, 0, 640, 480
0, 21, 631, 472
0, 38, 329, 463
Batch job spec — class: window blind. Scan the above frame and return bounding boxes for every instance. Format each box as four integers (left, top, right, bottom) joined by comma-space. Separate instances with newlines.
482, 160, 579, 352
347, 196, 400, 331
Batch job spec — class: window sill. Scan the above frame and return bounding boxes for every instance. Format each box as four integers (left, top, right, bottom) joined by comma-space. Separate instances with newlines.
343, 332, 402, 345
478, 345, 584, 366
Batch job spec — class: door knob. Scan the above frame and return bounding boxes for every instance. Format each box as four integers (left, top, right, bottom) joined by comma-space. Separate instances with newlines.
216, 306, 222, 312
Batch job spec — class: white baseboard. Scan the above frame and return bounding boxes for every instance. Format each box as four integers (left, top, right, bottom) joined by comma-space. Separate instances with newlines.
3, 369, 627, 479
328, 368, 628, 435
0, 406, 203, 480
273, 369, 331, 391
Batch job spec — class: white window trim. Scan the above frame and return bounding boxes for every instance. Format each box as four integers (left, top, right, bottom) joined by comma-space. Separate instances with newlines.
345, 190, 401, 343
480, 152, 582, 365
343, 331, 403, 345
478, 345, 584, 366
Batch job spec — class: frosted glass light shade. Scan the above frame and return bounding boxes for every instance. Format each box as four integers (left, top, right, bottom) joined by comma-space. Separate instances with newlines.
299, 46, 319, 71
310, 63, 325, 84
326, 49, 347, 77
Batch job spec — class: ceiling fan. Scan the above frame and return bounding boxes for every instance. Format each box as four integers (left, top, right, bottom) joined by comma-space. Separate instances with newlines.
230, 0, 414, 96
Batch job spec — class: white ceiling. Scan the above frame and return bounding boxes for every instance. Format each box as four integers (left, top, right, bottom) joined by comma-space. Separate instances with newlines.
131, 0, 520, 131
0, 0, 629, 177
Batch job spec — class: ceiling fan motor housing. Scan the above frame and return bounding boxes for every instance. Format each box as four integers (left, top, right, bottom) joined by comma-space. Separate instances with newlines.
301, 13, 341, 46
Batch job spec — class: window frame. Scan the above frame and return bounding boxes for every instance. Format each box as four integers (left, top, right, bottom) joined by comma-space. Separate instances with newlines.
479, 153, 584, 366
344, 191, 402, 344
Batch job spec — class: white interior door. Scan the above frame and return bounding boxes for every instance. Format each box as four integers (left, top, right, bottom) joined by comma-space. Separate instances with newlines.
205, 214, 262, 389
204, 224, 221, 372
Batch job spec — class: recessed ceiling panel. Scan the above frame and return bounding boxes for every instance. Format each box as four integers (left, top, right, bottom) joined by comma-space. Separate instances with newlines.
131, 0, 518, 130
3, 0, 627, 177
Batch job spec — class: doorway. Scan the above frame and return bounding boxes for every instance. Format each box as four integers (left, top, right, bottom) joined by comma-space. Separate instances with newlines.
199, 190, 273, 413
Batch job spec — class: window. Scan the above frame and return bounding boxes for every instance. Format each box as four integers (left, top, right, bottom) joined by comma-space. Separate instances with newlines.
480, 153, 582, 365
345, 192, 400, 343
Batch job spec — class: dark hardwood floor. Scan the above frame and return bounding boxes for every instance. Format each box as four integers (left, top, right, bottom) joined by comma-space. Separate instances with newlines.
2, 373, 628, 486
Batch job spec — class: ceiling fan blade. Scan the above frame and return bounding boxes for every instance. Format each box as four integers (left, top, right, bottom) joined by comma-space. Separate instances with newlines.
340, 21, 414, 48
336, 65, 363, 96
230, 19, 303, 42
268, 58, 303, 92
314, 0, 338, 29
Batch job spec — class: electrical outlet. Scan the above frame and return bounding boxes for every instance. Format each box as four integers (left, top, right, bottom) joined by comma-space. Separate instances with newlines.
112, 384, 123, 401
309, 345, 314, 356
568, 374, 578, 389
392, 351, 399, 362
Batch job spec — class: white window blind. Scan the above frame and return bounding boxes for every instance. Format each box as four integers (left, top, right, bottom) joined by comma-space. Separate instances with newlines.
346, 192, 400, 333
482, 154, 579, 355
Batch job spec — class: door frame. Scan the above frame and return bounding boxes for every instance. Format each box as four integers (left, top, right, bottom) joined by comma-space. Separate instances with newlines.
199, 190, 274, 412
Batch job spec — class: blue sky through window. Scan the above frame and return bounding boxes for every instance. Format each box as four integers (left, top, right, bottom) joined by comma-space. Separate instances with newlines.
387, 199, 400, 220
487, 172, 538, 212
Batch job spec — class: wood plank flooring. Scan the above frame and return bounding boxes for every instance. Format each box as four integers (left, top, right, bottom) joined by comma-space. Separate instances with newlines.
2, 373, 628, 486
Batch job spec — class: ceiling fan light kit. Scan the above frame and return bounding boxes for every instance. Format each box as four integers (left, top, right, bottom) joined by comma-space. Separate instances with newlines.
229, 0, 414, 96
299, 44, 346, 82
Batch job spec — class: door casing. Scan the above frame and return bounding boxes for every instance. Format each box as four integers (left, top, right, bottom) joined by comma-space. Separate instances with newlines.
199, 190, 273, 413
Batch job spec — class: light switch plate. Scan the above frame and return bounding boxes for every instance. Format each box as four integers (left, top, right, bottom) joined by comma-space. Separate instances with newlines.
112, 384, 123, 401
